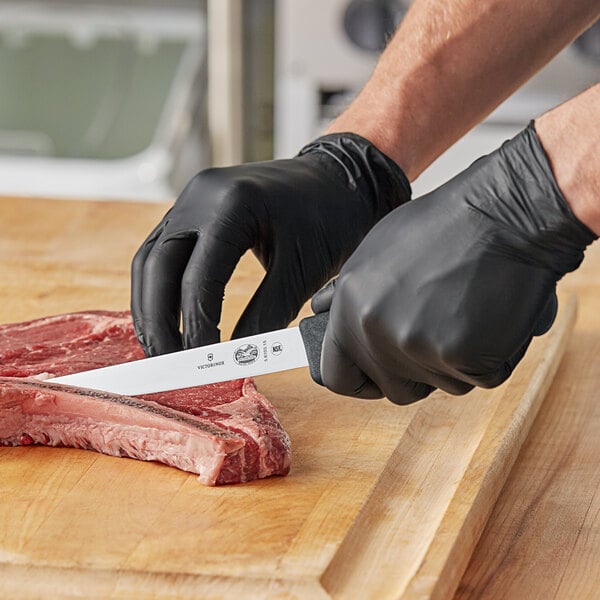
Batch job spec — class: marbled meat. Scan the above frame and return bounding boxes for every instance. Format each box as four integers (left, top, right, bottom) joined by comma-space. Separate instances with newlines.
0, 311, 291, 485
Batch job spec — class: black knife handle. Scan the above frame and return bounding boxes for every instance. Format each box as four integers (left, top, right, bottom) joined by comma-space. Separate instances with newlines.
298, 311, 329, 386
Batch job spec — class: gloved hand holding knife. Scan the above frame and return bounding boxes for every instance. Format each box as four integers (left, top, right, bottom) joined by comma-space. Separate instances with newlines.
312, 122, 596, 404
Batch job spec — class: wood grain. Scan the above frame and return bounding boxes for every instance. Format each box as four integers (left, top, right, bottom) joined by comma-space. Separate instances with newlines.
454, 241, 600, 600
0, 197, 576, 599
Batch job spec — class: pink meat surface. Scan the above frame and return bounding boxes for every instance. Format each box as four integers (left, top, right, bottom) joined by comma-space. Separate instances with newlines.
0, 311, 291, 485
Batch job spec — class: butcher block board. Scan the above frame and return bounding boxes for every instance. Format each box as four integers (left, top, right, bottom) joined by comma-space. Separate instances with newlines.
0, 197, 576, 599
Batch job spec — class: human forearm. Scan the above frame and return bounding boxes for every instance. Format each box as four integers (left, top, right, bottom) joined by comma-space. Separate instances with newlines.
326, 0, 600, 180
535, 83, 600, 236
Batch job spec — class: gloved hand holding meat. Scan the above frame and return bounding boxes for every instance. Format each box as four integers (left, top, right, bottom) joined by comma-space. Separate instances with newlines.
131, 134, 410, 356
311, 123, 597, 405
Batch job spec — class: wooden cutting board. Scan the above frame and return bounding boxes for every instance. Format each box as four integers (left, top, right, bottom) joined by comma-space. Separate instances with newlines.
0, 197, 575, 599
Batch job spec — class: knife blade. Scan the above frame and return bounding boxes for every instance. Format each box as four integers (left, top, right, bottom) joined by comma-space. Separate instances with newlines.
46, 313, 328, 396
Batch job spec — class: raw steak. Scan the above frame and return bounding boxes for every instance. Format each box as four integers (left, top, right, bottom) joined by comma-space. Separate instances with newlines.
0, 311, 291, 485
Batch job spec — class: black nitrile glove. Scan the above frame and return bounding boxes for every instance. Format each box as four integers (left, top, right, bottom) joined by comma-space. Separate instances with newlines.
131, 133, 411, 356
312, 123, 596, 405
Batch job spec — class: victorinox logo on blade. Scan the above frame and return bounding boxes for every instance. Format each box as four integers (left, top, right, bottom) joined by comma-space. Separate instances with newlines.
233, 343, 259, 366
196, 350, 225, 371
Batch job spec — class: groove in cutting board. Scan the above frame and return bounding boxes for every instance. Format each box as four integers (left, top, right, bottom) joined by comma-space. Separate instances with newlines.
322, 294, 576, 600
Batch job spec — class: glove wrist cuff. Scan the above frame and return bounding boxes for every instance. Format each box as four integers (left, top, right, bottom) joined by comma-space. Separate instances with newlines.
520, 123, 596, 273
298, 132, 411, 218
477, 123, 597, 278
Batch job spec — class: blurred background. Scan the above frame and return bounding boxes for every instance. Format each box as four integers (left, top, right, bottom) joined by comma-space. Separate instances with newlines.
0, 0, 598, 201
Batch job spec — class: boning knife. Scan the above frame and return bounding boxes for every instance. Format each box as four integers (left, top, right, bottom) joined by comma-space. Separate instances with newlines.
47, 313, 328, 396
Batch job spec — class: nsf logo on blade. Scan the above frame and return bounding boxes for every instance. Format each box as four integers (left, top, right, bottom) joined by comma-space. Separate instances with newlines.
233, 343, 259, 366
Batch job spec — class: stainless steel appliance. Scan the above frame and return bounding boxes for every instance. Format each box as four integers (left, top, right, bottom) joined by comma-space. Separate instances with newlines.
274, 1, 600, 194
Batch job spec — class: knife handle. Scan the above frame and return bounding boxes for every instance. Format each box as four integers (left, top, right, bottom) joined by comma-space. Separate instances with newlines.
298, 311, 329, 386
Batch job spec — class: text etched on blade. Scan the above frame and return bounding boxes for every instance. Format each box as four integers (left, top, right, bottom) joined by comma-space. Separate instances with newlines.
197, 352, 226, 371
